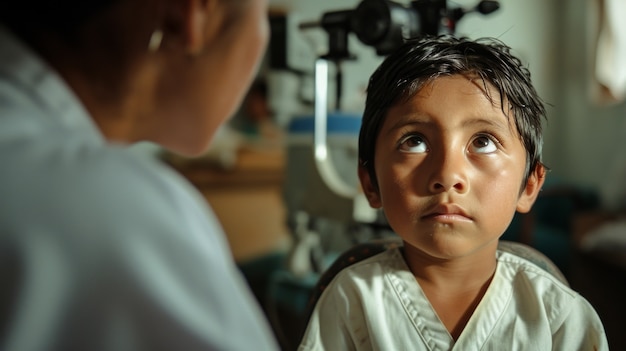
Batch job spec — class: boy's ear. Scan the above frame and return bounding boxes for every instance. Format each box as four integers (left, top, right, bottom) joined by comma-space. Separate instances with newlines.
357, 162, 382, 209
516, 163, 547, 213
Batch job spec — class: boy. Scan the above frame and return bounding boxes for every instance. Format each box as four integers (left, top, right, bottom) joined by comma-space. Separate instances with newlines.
298, 36, 608, 350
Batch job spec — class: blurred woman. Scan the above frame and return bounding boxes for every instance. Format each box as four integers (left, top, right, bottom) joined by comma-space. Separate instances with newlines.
0, 0, 279, 350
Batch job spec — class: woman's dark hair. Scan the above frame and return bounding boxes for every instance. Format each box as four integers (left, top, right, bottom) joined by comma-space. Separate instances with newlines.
0, 1, 117, 44
358, 35, 547, 189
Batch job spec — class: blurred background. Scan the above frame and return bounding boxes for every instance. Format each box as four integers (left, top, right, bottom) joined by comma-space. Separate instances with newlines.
148, 0, 626, 349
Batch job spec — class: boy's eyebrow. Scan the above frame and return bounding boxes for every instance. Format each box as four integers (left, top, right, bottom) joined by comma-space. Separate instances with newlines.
384, 112, 431, 135
461, 117, 515, 135
385, 114, 513, 135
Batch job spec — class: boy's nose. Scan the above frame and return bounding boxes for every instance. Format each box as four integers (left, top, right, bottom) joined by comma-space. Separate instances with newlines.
427, 150, 469, 194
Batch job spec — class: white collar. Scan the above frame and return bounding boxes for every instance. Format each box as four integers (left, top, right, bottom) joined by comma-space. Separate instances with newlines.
0, 25, 104, 143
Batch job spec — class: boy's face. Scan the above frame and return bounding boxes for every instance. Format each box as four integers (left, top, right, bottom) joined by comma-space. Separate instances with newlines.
358, 75, 544, 260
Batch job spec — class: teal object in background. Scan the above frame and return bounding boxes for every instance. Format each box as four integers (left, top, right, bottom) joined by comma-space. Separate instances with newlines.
501, 176, 600, 276
287, 111, 362, 135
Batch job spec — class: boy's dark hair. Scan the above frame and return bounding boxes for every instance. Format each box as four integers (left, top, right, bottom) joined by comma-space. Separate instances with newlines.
358, 35, 546, 190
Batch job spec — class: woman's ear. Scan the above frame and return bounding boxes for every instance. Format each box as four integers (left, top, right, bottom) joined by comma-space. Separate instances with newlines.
357, 162, 382, 209
516, 163, 547, 213
163, 0, 220, 55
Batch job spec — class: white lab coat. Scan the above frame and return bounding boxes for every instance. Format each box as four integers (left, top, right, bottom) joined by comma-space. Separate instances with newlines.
0, 26, 279, 351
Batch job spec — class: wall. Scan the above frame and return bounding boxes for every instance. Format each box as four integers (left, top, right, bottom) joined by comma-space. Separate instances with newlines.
558, 0, 626, 210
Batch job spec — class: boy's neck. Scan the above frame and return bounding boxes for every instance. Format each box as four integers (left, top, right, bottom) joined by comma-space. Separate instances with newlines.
401, 241, 498, 340
401, 241, 498, 290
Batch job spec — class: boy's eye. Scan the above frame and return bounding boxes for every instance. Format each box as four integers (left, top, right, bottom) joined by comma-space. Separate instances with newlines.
399, 134, 428, 153
471, 135, 498, 153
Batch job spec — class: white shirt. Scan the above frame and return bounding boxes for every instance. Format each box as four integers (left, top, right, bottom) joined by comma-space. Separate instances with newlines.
299, 247, 608, 351
0, 26, 279, 351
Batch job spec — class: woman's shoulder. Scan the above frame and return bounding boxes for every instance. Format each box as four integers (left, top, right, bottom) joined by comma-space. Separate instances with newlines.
3, 140, 214, 239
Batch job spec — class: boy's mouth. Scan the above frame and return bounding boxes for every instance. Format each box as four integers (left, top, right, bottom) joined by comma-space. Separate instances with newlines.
422, 203, 473, 223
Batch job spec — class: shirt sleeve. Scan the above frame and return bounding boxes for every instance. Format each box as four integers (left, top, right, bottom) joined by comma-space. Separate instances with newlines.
551, 294, 609, 351
298, 279, 356, 351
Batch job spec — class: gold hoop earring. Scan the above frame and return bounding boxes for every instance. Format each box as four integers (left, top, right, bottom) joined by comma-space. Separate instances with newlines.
148, 29, 163, 52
